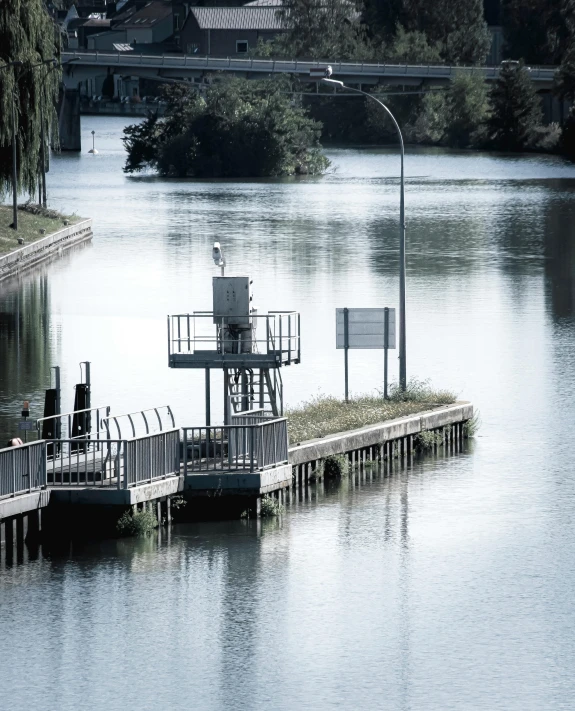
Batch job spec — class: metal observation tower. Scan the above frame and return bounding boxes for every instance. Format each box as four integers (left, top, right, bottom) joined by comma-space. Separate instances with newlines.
167, 244, 300, 425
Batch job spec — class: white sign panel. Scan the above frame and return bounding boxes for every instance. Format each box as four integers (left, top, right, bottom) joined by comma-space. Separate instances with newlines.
336, 308, 396, 349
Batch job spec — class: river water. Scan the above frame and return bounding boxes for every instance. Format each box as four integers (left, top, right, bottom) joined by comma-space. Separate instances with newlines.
2, 116, 575, 709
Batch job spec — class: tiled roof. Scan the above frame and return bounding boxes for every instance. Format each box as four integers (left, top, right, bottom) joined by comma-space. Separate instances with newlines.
116, 1, 172, 29
189, 6, 285, 31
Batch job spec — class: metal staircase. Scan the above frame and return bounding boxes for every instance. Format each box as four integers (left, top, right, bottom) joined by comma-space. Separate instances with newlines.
228, 368, 283, 417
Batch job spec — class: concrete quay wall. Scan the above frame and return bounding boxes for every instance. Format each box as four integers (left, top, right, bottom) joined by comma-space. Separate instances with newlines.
0, 219, 93, 283
289, 402, 473, 466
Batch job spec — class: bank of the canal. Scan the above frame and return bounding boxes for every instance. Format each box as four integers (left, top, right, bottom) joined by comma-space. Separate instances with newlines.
0, 207, 92, 283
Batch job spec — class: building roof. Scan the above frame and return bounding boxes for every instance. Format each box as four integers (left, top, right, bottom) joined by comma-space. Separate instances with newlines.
244, 0, 283, 5
189, 6, 285, 31
115, 1, 172, 29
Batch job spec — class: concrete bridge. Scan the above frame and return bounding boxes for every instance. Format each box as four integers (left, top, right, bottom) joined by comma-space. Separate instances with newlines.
59, 50, 562, 150
61, 50, 557, 90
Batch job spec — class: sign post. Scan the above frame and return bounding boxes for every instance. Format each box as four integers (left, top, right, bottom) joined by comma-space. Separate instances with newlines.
336, 308, 396, 399
344, 307, 349, 401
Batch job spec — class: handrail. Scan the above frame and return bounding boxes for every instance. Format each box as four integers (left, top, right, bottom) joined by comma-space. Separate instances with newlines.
100, 405, 175, 439
182, 419, 288, 475
36, 405, 110, 441
168, 312, 300, 364
0, 440, 47, 498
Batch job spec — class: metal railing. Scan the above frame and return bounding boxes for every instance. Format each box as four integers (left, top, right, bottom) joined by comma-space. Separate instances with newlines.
61, 51, 558, 83
46, 429, 180, 489
101, 405, 175, 439
231, 408, 277, 425
0, 441, 47, 498
168, 311, 300, 364
124, 430, 180, 487
182, 418, 288, 475
37, 405, 110, 441
46, 438, 121, 486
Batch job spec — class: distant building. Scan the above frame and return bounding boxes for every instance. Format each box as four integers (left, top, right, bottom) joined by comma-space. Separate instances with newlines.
179, 4, 286, 57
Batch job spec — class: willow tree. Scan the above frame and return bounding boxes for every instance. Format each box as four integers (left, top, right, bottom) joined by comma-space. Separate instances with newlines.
0, 0, 61, 222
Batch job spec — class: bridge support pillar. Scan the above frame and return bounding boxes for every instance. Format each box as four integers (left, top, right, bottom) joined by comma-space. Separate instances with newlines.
58, 88, 81, 151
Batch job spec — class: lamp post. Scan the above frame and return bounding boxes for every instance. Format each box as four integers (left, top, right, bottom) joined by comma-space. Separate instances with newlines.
317, 70, 407, 390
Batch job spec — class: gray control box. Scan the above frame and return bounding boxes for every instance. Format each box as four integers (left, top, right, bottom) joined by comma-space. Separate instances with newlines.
213, 276, 251, 327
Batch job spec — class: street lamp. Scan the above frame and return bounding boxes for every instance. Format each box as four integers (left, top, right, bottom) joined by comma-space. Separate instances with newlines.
314, 67, 407, 390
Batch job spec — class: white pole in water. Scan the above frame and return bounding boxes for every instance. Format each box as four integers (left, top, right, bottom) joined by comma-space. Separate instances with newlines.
88, 130, 98, 154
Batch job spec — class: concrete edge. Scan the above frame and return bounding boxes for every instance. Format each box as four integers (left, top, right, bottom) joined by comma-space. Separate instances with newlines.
49, 476, 182, 506
0, 218, 93, 283
0, 488, 50, 520
288, 401, 473, 466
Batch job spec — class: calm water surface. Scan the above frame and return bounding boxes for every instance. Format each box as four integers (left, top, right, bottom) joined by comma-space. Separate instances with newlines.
2, 117, 575, 709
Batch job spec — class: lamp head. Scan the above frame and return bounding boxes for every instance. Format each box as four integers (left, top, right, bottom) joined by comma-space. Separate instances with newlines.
212, 242, 225, 267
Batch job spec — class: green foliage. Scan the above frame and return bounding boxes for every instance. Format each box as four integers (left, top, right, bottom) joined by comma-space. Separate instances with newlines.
411, 90, 448, 144
260, 495, 284, 517
286, 382, 456, 443
444, 73, 491, 147
116, 509, 158, 537
488, 62, 542, 150
323, 453, 350, 478
380, 25, 443, 64
413, 429, 444, 452
0, 0, 61, 198
403, 0, 491, 64
275, 0, 370, 60
555, 43, 575, 101
463, 412, 481, 438
560, 106, 575, 161
123, 78, 329, 178
502, 0, 574, 65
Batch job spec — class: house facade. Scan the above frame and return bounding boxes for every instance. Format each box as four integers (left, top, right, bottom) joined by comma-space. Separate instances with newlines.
179, 5, 286, 57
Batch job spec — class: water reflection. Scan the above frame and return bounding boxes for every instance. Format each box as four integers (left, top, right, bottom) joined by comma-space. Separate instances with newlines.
0, 274, 53, 440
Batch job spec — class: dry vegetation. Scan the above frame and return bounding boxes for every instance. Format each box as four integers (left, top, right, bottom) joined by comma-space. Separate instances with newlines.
286, 381, 456, 444
0, 204, 76, 255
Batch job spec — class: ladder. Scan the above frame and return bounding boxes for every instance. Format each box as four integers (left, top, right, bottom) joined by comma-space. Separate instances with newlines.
228, 368, 283, 417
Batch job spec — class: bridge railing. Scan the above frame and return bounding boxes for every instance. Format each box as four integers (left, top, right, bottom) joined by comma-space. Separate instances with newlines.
62, 51, 557, 82
182, 419, 288, 475
0, 441, 47, 498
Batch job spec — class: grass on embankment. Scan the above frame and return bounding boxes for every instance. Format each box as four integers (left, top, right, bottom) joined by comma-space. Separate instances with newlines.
286, 381, 457, 445
0, 204, 77, 255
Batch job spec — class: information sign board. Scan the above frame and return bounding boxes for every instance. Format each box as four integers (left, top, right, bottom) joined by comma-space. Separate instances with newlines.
336, 308, 396, 349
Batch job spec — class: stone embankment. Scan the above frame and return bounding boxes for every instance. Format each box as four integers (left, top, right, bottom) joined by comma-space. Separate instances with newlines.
0, 219, 93, 283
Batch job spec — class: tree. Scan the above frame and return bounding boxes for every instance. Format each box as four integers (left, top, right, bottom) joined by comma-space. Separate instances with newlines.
275, 0, 370, 59
555, 42, 575, 100
560, 105, 575, 161
123, 78, 330, 178
380, 25, 442, 64
488, 62, 542, 150
0, 0, 61, 201
444, 72, 491, 147
403, 0, 491, 64
501, 0, 575, 64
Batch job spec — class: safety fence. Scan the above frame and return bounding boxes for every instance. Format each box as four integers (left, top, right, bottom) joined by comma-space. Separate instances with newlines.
0, 441, 47, 498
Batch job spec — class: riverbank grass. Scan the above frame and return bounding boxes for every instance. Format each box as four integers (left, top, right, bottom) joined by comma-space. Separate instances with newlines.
286, 382, 457, 444
0, 204, 76, 255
